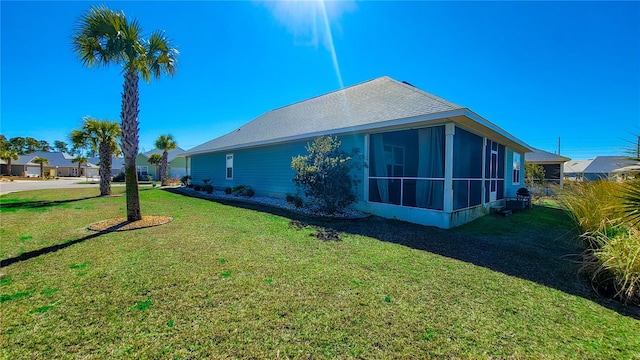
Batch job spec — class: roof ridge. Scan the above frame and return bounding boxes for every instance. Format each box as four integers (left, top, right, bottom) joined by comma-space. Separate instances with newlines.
387, 77, 462, 109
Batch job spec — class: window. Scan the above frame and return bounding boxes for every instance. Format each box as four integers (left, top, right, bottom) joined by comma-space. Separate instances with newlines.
226, 154, 233, 179
137, 166, 148, 177
368, 126, 445, 210
512, 152, 521, 185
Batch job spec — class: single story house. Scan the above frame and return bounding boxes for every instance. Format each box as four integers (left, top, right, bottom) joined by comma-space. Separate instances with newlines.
524, 148, 570, 188
88, 155, 124, 177
185, 76, 532, 229
135, 147, 188, 180
1, 151, 99, 177
564, 156, 639, 181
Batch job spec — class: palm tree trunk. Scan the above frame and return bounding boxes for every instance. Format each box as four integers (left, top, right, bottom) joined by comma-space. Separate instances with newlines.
98, 142, 112, 196
40, 164, 44, 180
121, 70, 142, 221
161, 151, 169, 185
7, 159, 12, 176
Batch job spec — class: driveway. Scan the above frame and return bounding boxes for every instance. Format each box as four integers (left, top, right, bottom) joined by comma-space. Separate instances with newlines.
0, 178, 114, 195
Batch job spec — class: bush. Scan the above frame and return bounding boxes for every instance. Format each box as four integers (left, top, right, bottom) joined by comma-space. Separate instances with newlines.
561, 180, 640, 305
231, 185, 254, 197
181, 175, 191, 186
286, 193, 304, 208
193, 184, 202, 191
291, 136, 361, 214
204, 184, 213, 194
112, 173, 125, 182
225, 187, 232, 195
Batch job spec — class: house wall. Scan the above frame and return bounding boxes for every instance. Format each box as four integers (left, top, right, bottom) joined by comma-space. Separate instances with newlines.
505, 148, 525, 197
189, 123, 525, 229
169, 157, 187, 179
190, 134, 365, 199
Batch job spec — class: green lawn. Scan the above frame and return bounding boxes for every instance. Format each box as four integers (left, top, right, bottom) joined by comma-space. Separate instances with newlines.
1, 188, 638, 359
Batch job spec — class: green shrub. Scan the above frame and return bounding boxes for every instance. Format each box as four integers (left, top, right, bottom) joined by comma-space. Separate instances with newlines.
193, 184, 202, 191
230, 185, 254, 197
561, 180, 640, 304
203, 184, 213, 194
286, 193, 304, 208
225, 187, 232, 195
581, 228, 640, 304
291, 136, 361, 214
560, 180, 624, 235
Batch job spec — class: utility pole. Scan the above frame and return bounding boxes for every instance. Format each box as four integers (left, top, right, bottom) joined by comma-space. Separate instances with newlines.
557, 137, 561, 155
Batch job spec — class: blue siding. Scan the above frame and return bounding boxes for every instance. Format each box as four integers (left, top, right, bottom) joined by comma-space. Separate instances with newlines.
505, 148, 524, 197
190, 134, 365, 199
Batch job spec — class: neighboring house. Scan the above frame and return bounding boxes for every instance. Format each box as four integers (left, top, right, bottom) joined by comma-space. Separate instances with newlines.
564, 156, 639, 181
524, 148, 570, 188
1, 151, 99, 177
136, 147, 187, 180
185, 76, 532, 229
88, 155, 124, 177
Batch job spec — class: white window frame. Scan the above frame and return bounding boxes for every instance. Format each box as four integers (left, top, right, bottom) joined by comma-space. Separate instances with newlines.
226, 153, 233, 180
512, 152, 521, 185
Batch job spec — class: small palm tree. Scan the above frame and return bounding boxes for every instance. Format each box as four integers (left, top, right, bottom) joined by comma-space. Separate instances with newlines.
32, 157, 49, 179
73, 5, 178, 221
154, 134, 177, 185
71, 156, 88, 177
70, 118, 121, 196
0, 148, 19, 176
147, 153, 163, 181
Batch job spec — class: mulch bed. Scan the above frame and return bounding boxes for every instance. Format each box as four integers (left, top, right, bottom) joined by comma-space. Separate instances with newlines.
88, 215, 173, 232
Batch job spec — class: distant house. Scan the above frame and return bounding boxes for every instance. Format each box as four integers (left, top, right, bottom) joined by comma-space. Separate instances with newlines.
88, 155, 124, 177
1, 151, 98, 177
185, 77, 532, 229
564, 156, 639, 181
136, 147, 187, 180
524, 148, 570, 188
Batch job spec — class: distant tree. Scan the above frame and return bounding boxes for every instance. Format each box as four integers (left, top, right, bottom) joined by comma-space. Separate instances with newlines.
525, 163, 546, 188
154, 134, 177, 185
8, 137, 51, 154
54, 140, 69, 153
70, 117, 121, 196
33, 157, 49, 179
73, 5, 178, 221
71, 156, 88, 177
38, 140, 52, 152
291, 136, 360, 214
147, 153, 163, 181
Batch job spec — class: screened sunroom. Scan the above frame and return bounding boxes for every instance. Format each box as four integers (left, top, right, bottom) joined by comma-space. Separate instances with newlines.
364, 123, 515, 227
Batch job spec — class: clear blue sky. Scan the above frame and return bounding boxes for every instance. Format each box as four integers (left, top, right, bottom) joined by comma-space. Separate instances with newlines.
2, 1, 639, 160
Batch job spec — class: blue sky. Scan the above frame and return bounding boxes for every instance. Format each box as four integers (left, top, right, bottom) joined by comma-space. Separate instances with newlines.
1, 1, 639, 160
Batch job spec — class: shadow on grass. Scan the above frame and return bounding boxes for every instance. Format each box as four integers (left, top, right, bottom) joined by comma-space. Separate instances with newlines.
0, 196, 102, 212
167, 188, 640, 320
0, 222, 128, 268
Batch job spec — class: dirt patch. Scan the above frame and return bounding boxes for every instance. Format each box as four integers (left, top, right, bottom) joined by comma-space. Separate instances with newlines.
88, 215, 173, 232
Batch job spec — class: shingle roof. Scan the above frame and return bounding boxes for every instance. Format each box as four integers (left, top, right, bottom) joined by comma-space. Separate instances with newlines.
14, 151, 98, 168
141, 147, 186, 162
525, 148, 570, 163
187, 76, 464, 155
88, 155, 123, 170
564, 156, 638, 174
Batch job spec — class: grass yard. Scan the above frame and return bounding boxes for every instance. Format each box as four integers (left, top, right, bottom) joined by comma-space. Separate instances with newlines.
0, 188, 638, 359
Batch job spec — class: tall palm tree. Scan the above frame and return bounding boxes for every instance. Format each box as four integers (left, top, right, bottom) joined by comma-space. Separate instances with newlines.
33, 157, 49, 180
147, 153, 163, 181
72, 5, 178, 221
71, 156, 88, 178
154, 134, 177, 186
70, 118, 121, 196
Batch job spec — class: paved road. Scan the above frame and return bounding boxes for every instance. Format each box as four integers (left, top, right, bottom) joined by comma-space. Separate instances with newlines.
0, 178, 114, 195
